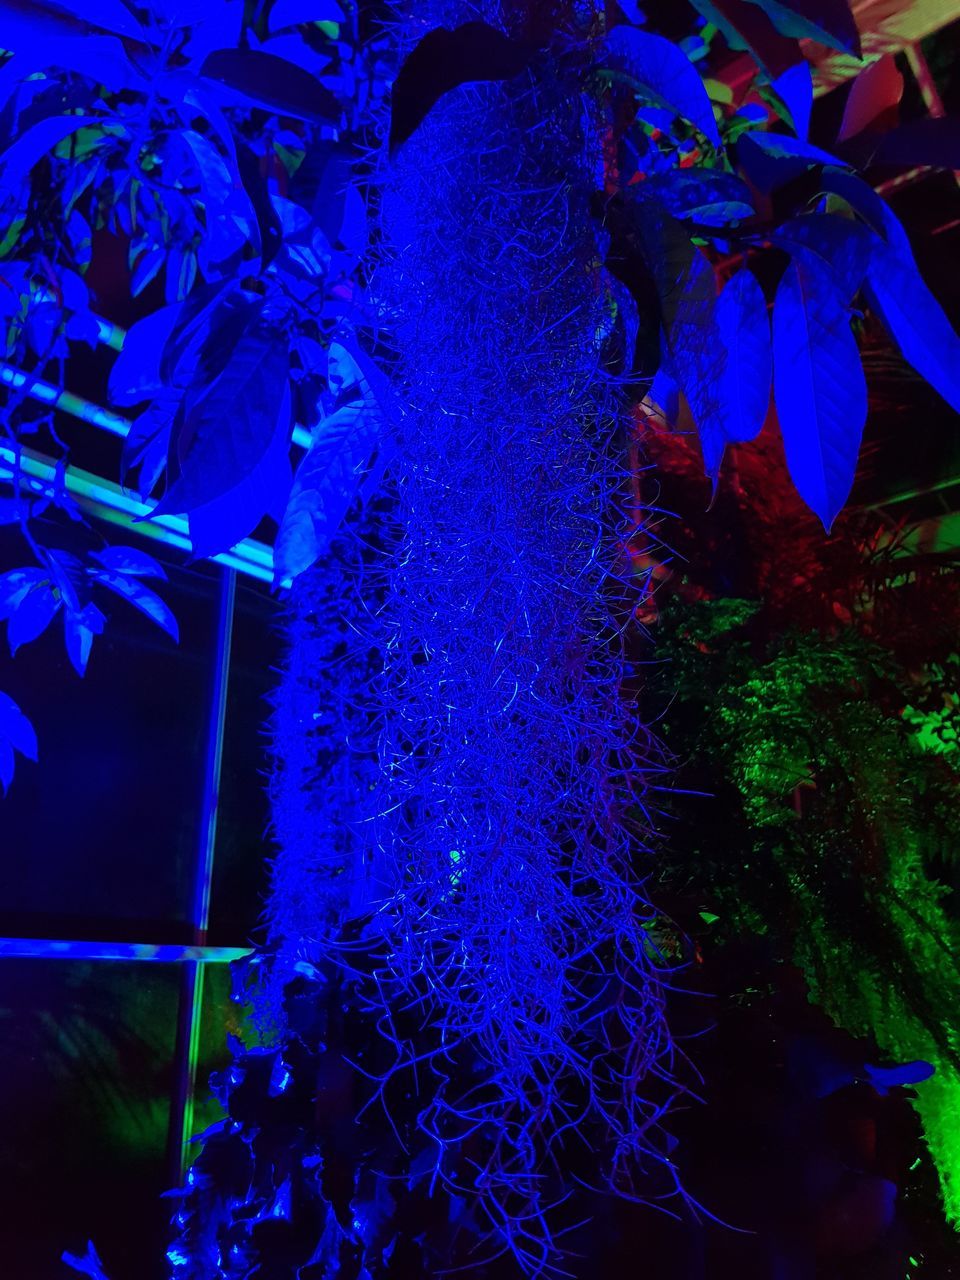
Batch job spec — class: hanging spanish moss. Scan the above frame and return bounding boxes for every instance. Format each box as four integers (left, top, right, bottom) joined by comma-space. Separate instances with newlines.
259, 4, 684, 1270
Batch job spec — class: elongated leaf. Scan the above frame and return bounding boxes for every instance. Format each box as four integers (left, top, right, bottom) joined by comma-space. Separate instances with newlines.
389, 22, 534, 151
91, 546, 166, 578
688, 0, 802, 76
63, 601, 105, 676
837, 54, 902, 142
188, 384, 292, 559
716, 268, 771, 444
7, 582, 60, 653
90, 570, 179, 641
772, 60, 812, 141
604, 25, 721, 146
864, 239, 960, 415
0, 115, 99, 193
108, 306, 183, 406
274, 401, 379, 583
745, 0, 860, 56
200, 48, 340, 124
819, 167, 913, 262
121, 396, 179, 497
0, 568, 47, 619
0, 689, 37, 760
773, 258, 867, 529
643, 169, 754, 226
737, 130, 845, 193
158, 325, 290, 513
772, 211, 876, 302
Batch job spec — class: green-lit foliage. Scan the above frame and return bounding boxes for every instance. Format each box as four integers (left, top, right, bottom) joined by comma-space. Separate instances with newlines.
656, 598, 960, 1224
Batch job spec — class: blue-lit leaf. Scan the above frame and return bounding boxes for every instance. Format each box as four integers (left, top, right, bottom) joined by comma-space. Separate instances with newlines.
109, 305, 183, 407
269, 0, 344, 31
772, 212, 876, 302
649, 361, 681, 425
130, 244, 165, 297
643, 169, 754, 226
772, 60, 812, 140
0, 32, 143, 116
864, 240, 960, 415
604, 25, 721, 146
91, 546, 166, 579
63, 602, 106, 677
274, 400, 379, 584
0, 568, 47, 619
737, 130, 846, 193
0, 115, 100, 194
0, 689, 37, 760
180, 129, 233, 207
90, 570, 179, 641
159, 325, 290, 514
200, 48, 341, 124
7, 581, 60, 653
716, 267, 771, 444
773, 258, 867, 529
62, 1240, 111, 1280
121, 397, 179, 497
820, 167, 913, 261
745, 0, 860, 56
188, 384, 292, 559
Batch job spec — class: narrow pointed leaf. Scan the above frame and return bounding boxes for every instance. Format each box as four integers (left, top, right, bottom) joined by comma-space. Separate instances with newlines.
716, 268, 771, 444
772, 60, 812, 141
745, 0, 860, 55
604, 25, 721, 146
8, 583, 60, 652
91, 546, 167, 578
90, 570, 179, 641
0, 690, 38, 760
274, 401, 380, 583
864, 240, 960, 415
773, 259, 867, 529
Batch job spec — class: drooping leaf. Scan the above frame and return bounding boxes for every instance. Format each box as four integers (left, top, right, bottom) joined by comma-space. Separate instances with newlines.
744, 0, 860, 55
0, 568, 47, 619
63, 601, 106, 676
389, 21, 535, 151
771, 60, 812, 141
0, 115, 100, 194
158, 323, 290, 514
642, 169, 754, 226
604, 25, 721, 147
837, 54, 902, 142
7, 581, 61, 653
773, 258, 867, 529
274, 401, 379, 584
91, 546, 166, 578
236, 139, 283, 270
188, 384, 292, 559
89, 570, 179, 641
200, 48, 341, 124
772, 211, 876, 302
121, 396, 180, 497
716, 267, 771, 444
819, 167, 913, 262
0, 689, 38, 760
863, 239, 960, 416
108, 306, 183, 407
736, 130, 846, 193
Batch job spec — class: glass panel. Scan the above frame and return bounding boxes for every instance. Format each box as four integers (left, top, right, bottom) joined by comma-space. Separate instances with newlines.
0, 960, 177, 1280
0, 538, 218, 940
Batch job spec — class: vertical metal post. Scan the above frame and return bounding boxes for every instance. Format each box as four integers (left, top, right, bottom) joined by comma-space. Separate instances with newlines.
167, 567, 237, 1184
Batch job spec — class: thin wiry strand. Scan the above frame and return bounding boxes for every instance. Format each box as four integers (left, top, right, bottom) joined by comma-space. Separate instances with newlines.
265, 14, 687, 1271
